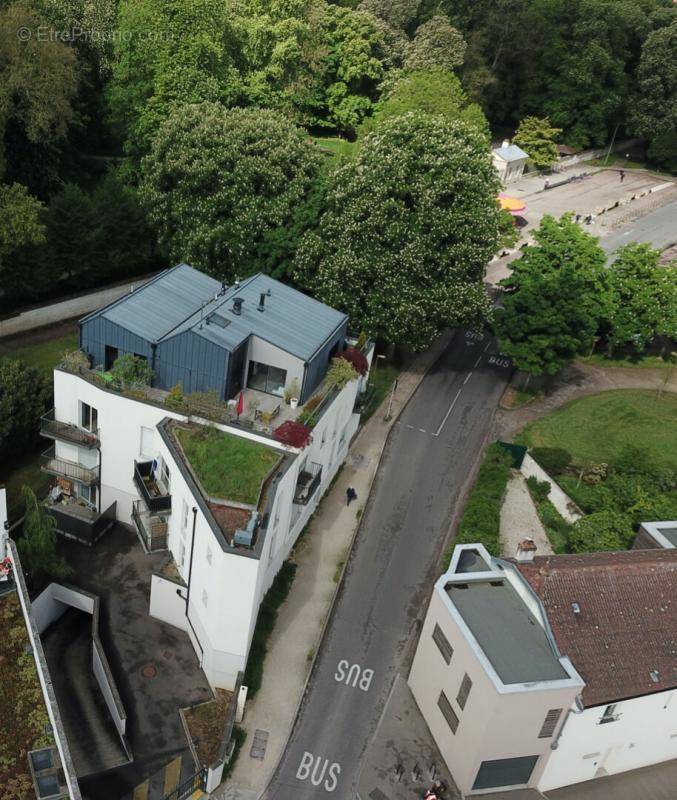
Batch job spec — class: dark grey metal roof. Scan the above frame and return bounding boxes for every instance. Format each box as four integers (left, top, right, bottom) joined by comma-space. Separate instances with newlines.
447, 579, 569, 684
84, 264, 222, 342
161, 272, 347, 360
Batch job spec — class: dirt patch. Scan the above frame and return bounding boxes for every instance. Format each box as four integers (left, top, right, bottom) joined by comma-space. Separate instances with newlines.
0, 317, 79, 347
183, 688, 232, 767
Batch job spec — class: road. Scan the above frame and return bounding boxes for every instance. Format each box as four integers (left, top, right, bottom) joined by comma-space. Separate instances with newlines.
264, 331, 510, 800
601, 198, 677, 255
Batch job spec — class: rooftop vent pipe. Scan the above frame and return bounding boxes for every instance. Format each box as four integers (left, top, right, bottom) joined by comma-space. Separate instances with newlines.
232, 297, 244, 315
516, 537, 537, 562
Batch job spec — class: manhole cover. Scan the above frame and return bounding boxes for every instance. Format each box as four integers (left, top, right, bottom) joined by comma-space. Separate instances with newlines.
142, 664, 157, 678
250, 729, 269, 760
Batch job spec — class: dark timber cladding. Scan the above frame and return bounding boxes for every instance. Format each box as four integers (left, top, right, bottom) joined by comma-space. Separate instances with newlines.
79, 264, 348, 402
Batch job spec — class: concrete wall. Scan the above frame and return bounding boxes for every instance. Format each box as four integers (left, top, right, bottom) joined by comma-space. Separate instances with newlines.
538, 689, 677, 791
246, 335, 305, 400
557, 138, 641, 169
149, 574, 189, 631
408, 585, 580, 794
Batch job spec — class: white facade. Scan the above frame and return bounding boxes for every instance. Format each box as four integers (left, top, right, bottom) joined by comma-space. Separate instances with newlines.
409, 544, 677, 795
49, 359, 367, 689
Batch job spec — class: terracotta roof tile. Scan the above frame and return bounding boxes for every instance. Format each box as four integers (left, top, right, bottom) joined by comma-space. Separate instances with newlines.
515, 550, 677, 707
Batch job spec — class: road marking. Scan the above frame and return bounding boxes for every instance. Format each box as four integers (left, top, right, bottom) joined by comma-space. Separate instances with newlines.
474, 355, 482, 367
483, 341, 491, 352
418, 428, 427, 433
335, 660, 374, 691
406, 424, 414, 429
463, 371, 472, 385
488, 355, 511, 369
296, 752, 341, 792
433, 388, 462, 437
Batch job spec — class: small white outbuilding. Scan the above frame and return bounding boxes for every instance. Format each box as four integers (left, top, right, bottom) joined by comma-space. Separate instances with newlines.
492, 139, 529, 183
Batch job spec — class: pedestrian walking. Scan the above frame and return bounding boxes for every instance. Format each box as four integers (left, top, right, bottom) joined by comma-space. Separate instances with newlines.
543, 178, 550, 190
346, 486, 357, 506
619, 169, 625, 183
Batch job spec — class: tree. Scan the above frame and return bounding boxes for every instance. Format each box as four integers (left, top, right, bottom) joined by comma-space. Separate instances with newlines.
0, 183, 45, 275
569, 510, 633, 553
495, 215, 609, 376
140, 103, 320, 279
605, 243, 677, 354
0, 358, 50, 464
295, 112, 501, 350
17, 487, 72, 584
361, 69, 489, 137
631, 20, 677, 170
358, 0, 421, 31
0, 0, 79, 175
513, 116, 561, 171
108, 0, 241, 160
404, 15, 466, 72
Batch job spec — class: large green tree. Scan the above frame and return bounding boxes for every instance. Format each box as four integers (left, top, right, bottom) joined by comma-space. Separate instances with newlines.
496, 214, 609, 376
0, 182, 46, 300
140, 103, 320, 279
361, 68, 489, 137
0, 358, 50, 464
295, 112, 501, 350
605, 243, 677, 354
404, 14, 466, 72
18, 487, 72, 584
513, 116, 561, 171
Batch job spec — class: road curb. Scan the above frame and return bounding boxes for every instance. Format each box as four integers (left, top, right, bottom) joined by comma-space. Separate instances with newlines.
246, 330, 456, 800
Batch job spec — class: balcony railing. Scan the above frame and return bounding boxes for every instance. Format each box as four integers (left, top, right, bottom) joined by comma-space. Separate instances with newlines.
133, 461, 172, 514
40, 409, 99, 448
41, 446, 100, 485
45, 498, 116, 545
293, 462, 322, 506
132, 500, 168, 553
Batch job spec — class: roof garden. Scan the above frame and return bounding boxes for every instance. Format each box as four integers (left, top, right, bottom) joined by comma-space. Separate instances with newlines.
175, 425, 282, 507
0, 590, 53, 799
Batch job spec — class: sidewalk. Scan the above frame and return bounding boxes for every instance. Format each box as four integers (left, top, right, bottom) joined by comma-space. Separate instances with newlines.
217, 331, 454, 800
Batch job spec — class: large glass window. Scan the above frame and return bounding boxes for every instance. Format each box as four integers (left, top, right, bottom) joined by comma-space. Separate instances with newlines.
472, 756, 539, 791
247, 361, 287, 397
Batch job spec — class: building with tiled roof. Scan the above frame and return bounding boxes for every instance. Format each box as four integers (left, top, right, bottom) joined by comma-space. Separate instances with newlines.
408, 542, 677, 795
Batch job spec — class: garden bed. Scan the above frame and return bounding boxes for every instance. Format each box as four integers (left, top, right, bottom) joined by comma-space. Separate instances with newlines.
183, 689, 232, 767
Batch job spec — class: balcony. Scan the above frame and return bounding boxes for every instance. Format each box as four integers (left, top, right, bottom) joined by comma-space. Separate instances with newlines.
41, 446, 100, 485
133, 461, 172, 514
293, 462, 323, 506
131, 500, 168, 553
40, 409, 99, 448
44, 495, 117, 546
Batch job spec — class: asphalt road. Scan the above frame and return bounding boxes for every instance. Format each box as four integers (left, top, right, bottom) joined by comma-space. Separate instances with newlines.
601, 198, 677, 255
264, 331, 511, 800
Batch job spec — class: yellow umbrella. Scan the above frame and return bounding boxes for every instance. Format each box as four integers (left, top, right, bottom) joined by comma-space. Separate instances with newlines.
498, 194, 526, 213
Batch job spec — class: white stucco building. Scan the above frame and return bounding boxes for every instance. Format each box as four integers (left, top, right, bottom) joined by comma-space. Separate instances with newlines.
409, 543, 677, 795
40, 266, 373, 690
492, 141, 529, 184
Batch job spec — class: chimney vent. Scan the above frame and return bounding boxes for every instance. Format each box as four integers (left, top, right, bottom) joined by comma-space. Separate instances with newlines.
502, 139, 510, 148
572, 602, 581, 614
516, 537, 537, 562
258, 292, 266, 312
232, 297, 244, 316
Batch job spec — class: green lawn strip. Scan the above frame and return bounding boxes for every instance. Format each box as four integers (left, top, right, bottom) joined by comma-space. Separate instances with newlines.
0, 332, 78, 374
311, 135, 359, 163
360, 363, 400, 422
176, 426, 280, 505
579, 352, 674, 370
516, 390, 677, 473
243, 561, 297, 698
524, 477, 572, 554
443, 443, 513, 568
584, 154, 646, 170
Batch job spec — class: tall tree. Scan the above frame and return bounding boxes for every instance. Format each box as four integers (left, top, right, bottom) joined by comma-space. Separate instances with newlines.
18, 487, 72, 584
513, 116, 561, 171
140, 103, 320, 279
404, 14, 466, 72
0, 358, 50, 463
496, 214, 609, 376
295, 112, 501, 350
0, 182, 46, 301
605, 243, 677, 354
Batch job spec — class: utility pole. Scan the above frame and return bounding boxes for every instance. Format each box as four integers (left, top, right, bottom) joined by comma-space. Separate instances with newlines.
603, 123, 620, 166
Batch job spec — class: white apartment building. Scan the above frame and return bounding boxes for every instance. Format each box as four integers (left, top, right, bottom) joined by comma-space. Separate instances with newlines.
40, 265, 373, 690
409, 542, 677, 795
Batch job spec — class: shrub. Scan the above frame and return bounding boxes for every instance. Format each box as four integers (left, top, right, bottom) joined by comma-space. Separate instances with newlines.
568, 511, 634, 553
165, 382, 185, 411
0, 358, 50, 463
526, 475, 551, 503
297, 408, 317, 427
110, 353, 153, 387
531, 447, 571, 475
60, 349, 90, 372
581, 462, 609, 485
326, 357, 358, 390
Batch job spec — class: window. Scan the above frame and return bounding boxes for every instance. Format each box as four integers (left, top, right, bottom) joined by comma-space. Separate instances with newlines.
456, 673, 472, 710
472, 756, 539, 791
600, 704, 619, 724
202, 589, 208, 608
437, 691, 459, 734
158, 459, 170, 491
432, 623, 453, 664
247, 360, 287, 397
140, 426, 154, 459
80, 401, 98, 432
77, 484, 97, 507
538, 708, 562, 738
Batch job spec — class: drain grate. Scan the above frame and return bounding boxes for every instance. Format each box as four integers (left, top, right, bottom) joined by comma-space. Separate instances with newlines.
250, 729, 269, 760
142, 664, 157, 678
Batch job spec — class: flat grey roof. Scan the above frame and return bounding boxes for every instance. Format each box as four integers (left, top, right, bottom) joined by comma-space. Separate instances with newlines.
447, 579, 568, 684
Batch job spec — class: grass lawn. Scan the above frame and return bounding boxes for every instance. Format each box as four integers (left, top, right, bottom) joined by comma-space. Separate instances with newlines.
579, 352, 674, 370
361, 362, 400, 422
585, 153, 646, 170
311, 135, 359, 164
516, 390, 677, 472
176, 426, 281, 505
0, 331, 77, 374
